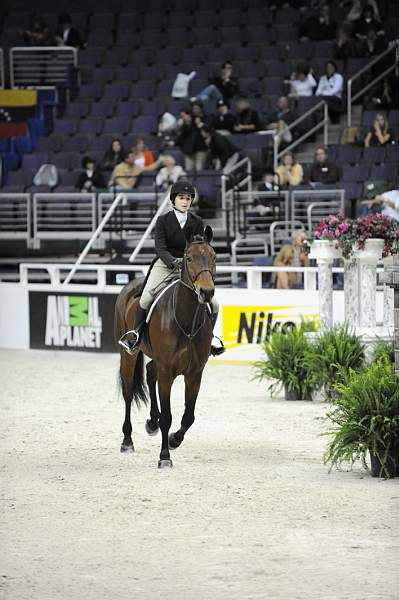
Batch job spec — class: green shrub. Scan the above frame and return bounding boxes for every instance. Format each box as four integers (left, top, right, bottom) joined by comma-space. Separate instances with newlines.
306, 324, 366, 401
323, 360, 399, 478
253, 324, 317, 400
370, 339, 395, 365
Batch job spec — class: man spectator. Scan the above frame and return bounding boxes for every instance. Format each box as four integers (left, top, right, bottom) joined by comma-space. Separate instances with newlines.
315, 61, 344, 123
265, 96, 296, 147
354, 4, 382, 38
310, 147, 340, 185
257, 170, 280, 193
55, 13, 83, 48
299, 4, 337, 41
194, 61, 240, 105
362, 188, 399, 220
109, 151, 164, 190
75, 156, 106, 192
234, 98, 261, 133
200, 127, 240, 173
23, 16, 55, 46
210, 99, 236, 133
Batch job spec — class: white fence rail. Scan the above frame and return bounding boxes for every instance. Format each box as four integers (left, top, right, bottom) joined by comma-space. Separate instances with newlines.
10, 47, 77, 88
0, 193, 31, 241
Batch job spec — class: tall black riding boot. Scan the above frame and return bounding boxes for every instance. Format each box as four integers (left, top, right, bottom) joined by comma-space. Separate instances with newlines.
210, 312, 226, 356
118, 304, 147, 355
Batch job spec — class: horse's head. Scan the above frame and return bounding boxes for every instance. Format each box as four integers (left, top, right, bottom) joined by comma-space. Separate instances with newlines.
183, 225, 216, 304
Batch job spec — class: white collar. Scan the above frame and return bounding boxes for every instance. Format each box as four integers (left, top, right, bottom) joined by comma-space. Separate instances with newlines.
173, 209, 188, 228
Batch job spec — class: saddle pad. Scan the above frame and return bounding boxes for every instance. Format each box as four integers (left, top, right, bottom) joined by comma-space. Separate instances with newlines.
146, 279, 179, 324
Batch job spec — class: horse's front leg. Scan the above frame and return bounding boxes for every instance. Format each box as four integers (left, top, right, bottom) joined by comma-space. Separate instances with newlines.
158, 371, 174, 468
169, 372, 202, 450
145, 360, 160, 436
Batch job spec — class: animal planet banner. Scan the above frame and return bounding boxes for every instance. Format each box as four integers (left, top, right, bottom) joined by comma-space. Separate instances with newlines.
29, 292, 116, 352
0, 90, 37, 138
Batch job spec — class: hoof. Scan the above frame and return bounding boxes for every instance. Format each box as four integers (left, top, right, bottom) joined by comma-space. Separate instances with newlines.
168, 433, 181, 450
120, 443, 135, 453
145, 419, 159, 437
158, 459, 173, 469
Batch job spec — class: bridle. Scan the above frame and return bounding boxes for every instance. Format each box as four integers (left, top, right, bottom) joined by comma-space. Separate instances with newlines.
180, 241, 216, 299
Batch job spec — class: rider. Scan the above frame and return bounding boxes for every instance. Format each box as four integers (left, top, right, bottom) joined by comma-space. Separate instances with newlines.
119, 180, 225, 356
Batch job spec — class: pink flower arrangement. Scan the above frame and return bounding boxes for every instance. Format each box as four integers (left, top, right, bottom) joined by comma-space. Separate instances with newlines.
309, 213, 399, 259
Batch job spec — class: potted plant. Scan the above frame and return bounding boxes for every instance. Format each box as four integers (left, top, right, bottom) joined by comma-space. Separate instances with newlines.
254, 322, 317, 401
306, 323, 366, 402
352, 213, 399, 259
323, 358, 399, 478
306, 213, 347, 260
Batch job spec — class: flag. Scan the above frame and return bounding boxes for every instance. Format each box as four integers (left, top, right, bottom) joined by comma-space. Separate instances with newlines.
0, 90, 38, 138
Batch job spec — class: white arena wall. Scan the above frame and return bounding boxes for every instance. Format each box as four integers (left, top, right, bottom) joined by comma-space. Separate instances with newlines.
0, 279, 385, 363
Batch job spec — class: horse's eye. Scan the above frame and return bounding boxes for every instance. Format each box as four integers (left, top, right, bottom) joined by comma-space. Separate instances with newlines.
186, 256, 192, 263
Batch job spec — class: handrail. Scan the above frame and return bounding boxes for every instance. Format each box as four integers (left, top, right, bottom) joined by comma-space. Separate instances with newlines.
128, 189, 170, 263
10, 46, 78, 88
63, 192, 126, 285
274, 101, 328, 171
347, 45, 397, 126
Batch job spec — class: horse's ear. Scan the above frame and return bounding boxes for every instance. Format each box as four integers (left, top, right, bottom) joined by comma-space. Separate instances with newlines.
204, 225, 213, 244
185, 225, 194, 244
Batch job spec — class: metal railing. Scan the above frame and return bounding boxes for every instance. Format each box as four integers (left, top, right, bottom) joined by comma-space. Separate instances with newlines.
0, 193, 31, 241
234, 190, 290, 238
19, 261, 320, 291
221, 156, 252, 237
291, 189, 345, 228
269, 220, 305, 255
10, 47, 78, 88
128, 190, 170, 263
273, 101, 329, 171
0, 49, 4, 88
32, 193, 96, 246
98, 192, 159, 241
347, 44, 398, 127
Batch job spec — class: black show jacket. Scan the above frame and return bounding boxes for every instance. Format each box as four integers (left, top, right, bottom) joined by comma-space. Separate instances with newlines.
154, 210, 204, 269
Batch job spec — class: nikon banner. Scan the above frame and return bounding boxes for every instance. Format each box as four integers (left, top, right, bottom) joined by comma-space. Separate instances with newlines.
29, 292, 117, 352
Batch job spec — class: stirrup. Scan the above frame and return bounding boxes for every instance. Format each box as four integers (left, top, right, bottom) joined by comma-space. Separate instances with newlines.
118, 330, 140, 355
210, 336, 226, 357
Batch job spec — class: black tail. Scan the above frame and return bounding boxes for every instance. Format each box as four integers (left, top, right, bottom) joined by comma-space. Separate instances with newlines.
132, 350, 148, 407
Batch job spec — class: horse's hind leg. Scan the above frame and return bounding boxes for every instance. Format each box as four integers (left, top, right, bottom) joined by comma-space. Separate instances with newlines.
145, 360, 160, 436
119, 352, 137, 453
169, 372, 202, 450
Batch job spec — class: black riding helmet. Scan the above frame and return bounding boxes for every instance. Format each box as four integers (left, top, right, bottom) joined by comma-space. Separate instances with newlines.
170, 180, 196, 206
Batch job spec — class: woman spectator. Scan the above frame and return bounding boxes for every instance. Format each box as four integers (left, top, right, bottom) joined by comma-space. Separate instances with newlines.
131, 138, 154, 168
102, 138, 126, 172
364, 113, 391, 147
289, 63, 317, 98
75, 156, 106, 192
273, 230, 309, 289
155, 155, 186, 191
276, 152, 304, 186
315, 61, 344, 123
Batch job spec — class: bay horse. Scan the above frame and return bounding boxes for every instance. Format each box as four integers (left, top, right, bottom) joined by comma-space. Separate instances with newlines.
114, 226, 216, 468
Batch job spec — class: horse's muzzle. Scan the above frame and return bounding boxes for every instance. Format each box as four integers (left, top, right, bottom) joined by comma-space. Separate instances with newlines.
198, 286, 215, 304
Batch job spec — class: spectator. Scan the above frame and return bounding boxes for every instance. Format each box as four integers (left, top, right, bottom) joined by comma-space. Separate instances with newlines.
155, 155, 186, 191
200, 127, 240, 172
109, 151, 164, 190
257, 170, 280, 193
299, 4, 337, 41
366, 189, 399, 221
75, 156, 106, 192
55, 13, 83, 48
315, 61, 344, 123
354, 4, 382, 38
343, 0, 381, 23
276, 152, 304, 186
333, 25, 359, 60
102, 138, 126, 172
265, 96, 296, 148
23, 16, 55, 46
210, 99, 236, 133
273, 230, 310, 289
131, 137, 154, 167
289, 63, 317, 98
364, 113, 391, 147
359, 27, 389, 57
234, 98, 262, 133
310, 147, 340, 184
195, 61, 240, 105
175, 107, 208, 171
